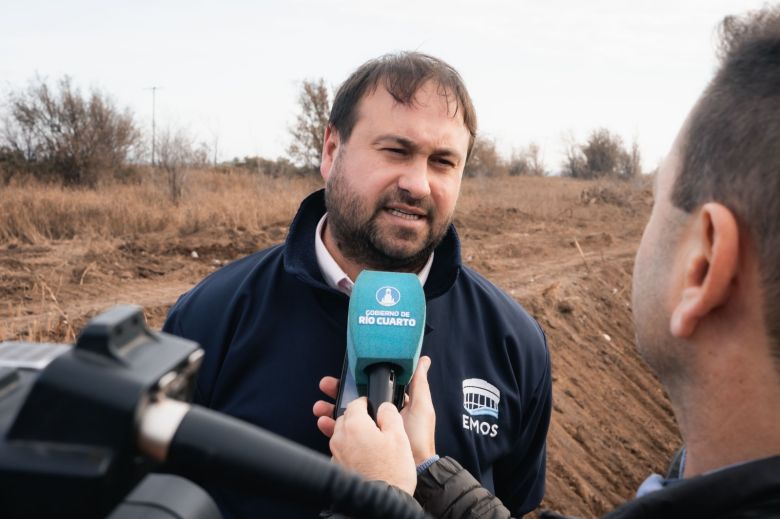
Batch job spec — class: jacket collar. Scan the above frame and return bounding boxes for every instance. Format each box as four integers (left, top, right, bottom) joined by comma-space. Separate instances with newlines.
283, 189, 461, 300
604, 455, 780, 518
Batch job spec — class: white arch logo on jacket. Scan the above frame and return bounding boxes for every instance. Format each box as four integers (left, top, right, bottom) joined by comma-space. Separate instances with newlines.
462, 378, 500, 418
462, 378, 501, 438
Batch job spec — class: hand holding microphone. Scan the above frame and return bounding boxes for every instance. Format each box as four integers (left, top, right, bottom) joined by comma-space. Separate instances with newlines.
331, 398, 418, 495
328, 357, 436, 496
317, 356, 436, 458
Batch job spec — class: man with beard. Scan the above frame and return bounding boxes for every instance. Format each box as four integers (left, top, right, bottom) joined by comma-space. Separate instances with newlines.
324, 7, 780, 518
163, 52, 551, 518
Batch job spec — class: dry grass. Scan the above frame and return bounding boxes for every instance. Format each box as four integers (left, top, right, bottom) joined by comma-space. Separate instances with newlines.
459, 174, 650, 220
459, 175, 586, 219
0, 171, 646, 245
0, 169, 321, 245
1, 279, 77, 343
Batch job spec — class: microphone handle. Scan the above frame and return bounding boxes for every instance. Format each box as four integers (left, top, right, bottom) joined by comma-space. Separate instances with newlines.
366, 363, 397, 421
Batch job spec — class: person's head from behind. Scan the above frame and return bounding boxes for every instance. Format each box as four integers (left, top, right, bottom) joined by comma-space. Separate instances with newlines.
320, 52, 477, 273
632, 6, 780, 470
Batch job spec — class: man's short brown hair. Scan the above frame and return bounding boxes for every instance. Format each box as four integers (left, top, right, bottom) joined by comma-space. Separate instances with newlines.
328, 51, 477, 159
671, 6, 780, 360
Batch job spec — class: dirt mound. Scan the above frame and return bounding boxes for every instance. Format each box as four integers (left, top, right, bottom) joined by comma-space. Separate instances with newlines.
0, 177, 677, 518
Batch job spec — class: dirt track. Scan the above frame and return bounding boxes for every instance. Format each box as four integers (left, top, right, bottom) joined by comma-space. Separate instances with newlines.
0, 180, 679, 518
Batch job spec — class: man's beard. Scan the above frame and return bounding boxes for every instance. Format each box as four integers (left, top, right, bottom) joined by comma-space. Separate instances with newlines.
324, 156, 451, 273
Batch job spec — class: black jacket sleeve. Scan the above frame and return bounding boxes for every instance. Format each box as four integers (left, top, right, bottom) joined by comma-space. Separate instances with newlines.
415, 457, 515, 518
325, 459, 578, 519
322, 459, 511, 519
323, 482, 428, 519
495, 326, 553, 514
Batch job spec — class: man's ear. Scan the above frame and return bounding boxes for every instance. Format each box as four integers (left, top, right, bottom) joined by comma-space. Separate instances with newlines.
670, 202, 739, 338
320, 125, 340, 181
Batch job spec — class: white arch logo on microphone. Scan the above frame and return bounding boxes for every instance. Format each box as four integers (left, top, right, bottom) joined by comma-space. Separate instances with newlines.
376, 286, 401, 307
462, 378, 500, 438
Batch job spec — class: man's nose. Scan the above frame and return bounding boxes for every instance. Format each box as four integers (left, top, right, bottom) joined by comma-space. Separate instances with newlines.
397, 158, 431, 199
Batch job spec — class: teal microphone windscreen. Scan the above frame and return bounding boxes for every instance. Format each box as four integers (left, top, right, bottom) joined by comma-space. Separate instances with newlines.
346, 270, 426, 387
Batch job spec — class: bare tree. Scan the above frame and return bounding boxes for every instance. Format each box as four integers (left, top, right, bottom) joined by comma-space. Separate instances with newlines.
1, 76, 140, 186
526, 143, 546, 176
287, 78, 330, 172
464, 136, 506, 178
619, 137, 642, 179
509, 142, 545, 176
157, 128, 198, 204
582, 128, 624, 178
561, 129, 640, 180
560, 132, 588, 178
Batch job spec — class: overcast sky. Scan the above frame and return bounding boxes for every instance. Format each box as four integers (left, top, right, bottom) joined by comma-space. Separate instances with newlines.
2, 0, 772, 171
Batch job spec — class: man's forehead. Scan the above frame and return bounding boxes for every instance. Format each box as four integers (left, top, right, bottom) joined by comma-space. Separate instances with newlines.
347, 84, 468, 154
358, 80, 464, 123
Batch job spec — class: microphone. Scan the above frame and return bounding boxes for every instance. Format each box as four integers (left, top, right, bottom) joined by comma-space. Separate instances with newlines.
347, 271, 426, 420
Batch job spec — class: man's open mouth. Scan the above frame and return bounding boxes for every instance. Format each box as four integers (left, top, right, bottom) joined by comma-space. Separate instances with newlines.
387, 208, 424, 221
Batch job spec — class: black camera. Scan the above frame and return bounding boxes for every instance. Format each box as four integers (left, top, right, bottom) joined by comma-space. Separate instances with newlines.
0, 305, 218, 518
0, 306, 427, 519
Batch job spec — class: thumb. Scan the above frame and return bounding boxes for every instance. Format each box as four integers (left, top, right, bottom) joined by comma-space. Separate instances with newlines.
343, 396, 369, 418
376, 402, 404, 433
408, 356, 433, 407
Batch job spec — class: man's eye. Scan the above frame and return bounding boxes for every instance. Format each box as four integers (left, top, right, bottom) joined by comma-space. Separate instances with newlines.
433, 157, 455, 168
384, 148, 406, 155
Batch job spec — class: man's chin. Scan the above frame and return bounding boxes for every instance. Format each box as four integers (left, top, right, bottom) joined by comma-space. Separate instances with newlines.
368, 237, 432, 266
375, 242, 428, 261
373, 228, 424, 252
368, 221, 447, 267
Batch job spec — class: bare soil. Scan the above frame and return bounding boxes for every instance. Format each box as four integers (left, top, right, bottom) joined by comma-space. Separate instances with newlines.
0, 179, 678, 518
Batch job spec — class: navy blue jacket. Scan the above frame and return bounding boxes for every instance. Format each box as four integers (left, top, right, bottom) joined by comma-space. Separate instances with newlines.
164, 190, 551, 518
